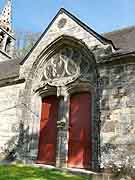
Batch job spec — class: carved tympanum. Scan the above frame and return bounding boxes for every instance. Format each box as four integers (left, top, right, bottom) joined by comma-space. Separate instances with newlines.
43, 47, 94, 86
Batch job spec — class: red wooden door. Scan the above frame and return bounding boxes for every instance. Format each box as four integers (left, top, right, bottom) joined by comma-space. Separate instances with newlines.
68, 93, 92, 169
37, 95, 58, 165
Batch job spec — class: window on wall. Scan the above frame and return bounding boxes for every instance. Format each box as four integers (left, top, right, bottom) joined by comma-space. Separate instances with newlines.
0, 31, 4, 49
5, 37, 11, 53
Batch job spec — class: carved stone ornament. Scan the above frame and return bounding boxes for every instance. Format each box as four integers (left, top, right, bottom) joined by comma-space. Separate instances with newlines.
43, 47, 93, 86
57, 18, 67, 29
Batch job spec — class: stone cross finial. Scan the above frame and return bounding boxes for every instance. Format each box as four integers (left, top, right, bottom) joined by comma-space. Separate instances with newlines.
0, 0, 12, 32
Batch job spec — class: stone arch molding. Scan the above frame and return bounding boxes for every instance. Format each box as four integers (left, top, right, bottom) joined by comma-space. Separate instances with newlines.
21, 36, 100, 169
31, 35, 97, 92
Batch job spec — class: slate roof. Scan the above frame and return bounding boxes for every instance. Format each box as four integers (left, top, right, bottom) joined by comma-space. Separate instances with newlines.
0, 58, 20, 81
103, 26, 135, 52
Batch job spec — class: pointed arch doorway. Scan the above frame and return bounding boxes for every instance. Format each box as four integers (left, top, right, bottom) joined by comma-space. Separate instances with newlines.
34, 36, 96, 168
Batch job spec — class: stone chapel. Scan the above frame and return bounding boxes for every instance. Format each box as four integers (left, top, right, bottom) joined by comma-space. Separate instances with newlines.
0, 0, 135, 174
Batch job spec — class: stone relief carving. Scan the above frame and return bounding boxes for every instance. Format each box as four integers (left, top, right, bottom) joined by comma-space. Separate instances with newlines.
57, 18, 67, 29
42, 47, 95, 87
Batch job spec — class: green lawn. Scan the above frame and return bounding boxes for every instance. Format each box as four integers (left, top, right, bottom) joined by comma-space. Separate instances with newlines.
0, 164, 88, 180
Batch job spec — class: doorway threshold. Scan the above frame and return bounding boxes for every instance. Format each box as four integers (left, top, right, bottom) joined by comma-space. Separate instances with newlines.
33, 163, 100, 176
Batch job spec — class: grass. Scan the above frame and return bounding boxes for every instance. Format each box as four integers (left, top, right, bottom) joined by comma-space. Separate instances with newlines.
0, 164, 89, 180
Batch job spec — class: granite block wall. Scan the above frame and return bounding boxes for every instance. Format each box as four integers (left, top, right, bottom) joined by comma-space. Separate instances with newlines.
0, 82, 25, 160
99, 62, 135, 173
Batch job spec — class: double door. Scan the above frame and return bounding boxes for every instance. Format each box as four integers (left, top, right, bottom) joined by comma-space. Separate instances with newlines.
37, 93, 92, 169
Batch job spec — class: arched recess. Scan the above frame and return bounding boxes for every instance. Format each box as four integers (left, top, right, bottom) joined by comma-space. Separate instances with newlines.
21, 35, 100, 170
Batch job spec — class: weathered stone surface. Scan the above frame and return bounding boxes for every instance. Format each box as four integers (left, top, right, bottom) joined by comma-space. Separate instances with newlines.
99, 63, 135, 173
0, 7, 135, 177
102, 121, 116, 133
0, 83, 25, 157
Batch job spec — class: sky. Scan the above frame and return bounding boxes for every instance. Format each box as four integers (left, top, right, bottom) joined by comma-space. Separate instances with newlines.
0, 0, 134, 34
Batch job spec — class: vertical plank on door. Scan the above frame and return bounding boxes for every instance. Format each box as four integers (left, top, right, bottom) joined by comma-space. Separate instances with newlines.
68, 93, 92, 169
37, 95, 58, 165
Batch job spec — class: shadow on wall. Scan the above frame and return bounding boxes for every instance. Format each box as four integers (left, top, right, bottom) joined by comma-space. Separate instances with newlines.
0, 121, 28, 164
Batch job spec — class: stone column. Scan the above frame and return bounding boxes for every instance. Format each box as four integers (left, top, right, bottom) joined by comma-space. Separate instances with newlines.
56, 94, 70, 168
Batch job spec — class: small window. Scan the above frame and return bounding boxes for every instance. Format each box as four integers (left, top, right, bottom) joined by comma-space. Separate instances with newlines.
5, 37, 11, 53
0, 31, 4, 49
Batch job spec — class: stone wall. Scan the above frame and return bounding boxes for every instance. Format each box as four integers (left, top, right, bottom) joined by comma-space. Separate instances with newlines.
99, 60, 135, 173
0, 82, 25, 160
